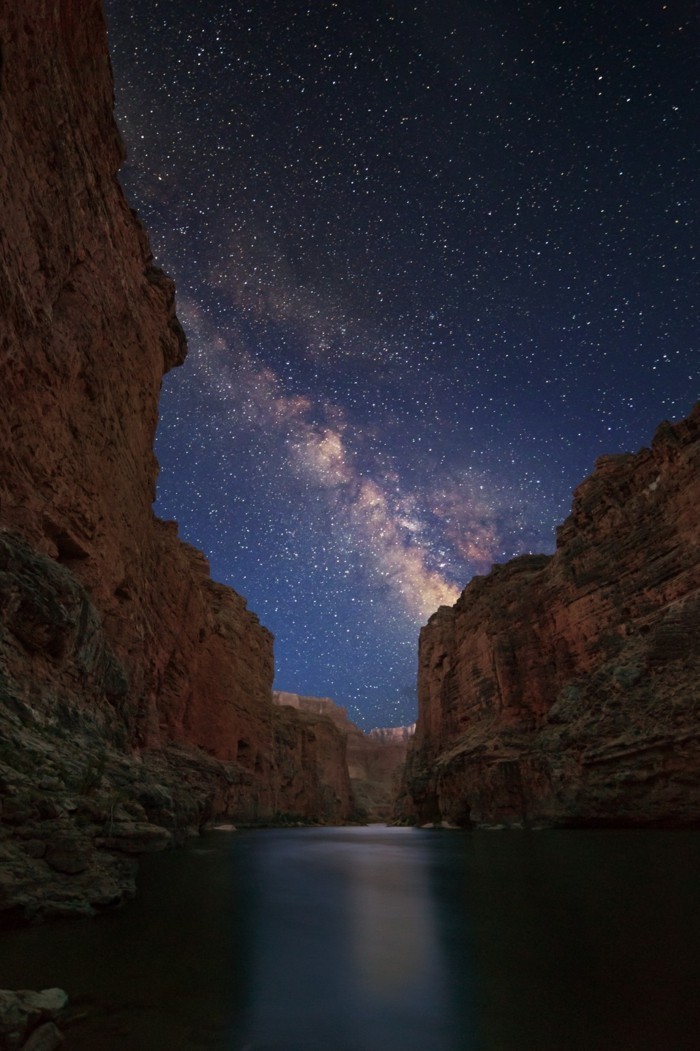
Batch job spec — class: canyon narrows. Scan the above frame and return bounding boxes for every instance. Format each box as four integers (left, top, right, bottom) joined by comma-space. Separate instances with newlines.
0, 3, 698, 938
0, 3, 698, 1048
0, 0, 404, 931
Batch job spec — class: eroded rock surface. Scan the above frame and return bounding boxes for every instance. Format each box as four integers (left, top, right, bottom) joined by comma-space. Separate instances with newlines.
0, 0, 352, 921
346, 725, 414, 821
0, 1, 273, 762
397, 405, 700, 827
274, 693, 413, 820
272, 705, 353, 823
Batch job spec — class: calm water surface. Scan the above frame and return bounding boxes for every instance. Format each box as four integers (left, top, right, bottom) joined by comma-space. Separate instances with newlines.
1, 826, 699, 1050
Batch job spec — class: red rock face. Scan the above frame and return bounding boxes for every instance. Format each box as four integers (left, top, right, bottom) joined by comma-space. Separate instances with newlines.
398, 405, 700, 827
272, 705, 354, 823
347, 728, 413, 821
273, 693, 413, 820
0, 1, 271, 762
0, 0, 350, 856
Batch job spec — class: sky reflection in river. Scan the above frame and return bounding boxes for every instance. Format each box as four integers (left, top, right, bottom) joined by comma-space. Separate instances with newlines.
238, 826, 469, 1050
1, 826, 700, 1049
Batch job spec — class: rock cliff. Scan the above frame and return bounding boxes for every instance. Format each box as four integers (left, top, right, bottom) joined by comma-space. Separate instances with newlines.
273, 693, 413, 820
0, 0, 350, 923
347, 726, 413, 821
0, 0, 274, 760
397, 405, 700, 827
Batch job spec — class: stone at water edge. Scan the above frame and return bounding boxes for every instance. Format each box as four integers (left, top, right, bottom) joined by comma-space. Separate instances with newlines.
19, 1023, 64, 1051
0, 989, 68, 1050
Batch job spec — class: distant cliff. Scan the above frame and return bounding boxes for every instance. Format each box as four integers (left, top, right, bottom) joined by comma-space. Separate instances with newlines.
270, 693, 352, 819
0, 0, 349, 922
273, 693, 413, 820
396, 405, 700, 828
348, 727, 413, 821
368, 725, 415, 745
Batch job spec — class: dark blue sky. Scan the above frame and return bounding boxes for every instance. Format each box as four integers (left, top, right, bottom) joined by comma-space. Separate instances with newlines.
105, 0, 697, 728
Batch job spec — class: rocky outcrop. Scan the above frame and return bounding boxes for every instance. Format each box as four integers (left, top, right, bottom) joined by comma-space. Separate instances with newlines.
0, 988, 67, 1051
273, 693, 354, 820
273, 691, 350, 729
273, 693, 413, 820
0, 530, 273, 922
367, 726, 415, 745
397, 405, 700, 828
0, 0, 352, 921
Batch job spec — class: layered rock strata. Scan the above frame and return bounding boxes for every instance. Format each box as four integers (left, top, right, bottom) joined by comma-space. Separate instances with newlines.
347, 725, 414, 821
397, 405, 700, 827
273, 693, 413, 820
0, 0, 350, 922
272, 703, 353, 824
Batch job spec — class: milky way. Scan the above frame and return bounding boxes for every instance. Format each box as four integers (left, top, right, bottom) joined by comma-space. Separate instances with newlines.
104, 1, 698, 728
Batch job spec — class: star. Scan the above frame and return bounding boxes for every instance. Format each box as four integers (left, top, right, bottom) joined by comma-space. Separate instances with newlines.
105, 0, 698, 728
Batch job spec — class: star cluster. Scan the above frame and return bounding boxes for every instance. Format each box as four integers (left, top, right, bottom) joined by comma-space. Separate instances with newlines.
105, 0, 697, 728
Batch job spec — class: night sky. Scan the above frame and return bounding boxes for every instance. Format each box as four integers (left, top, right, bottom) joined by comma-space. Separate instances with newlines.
104, 1, 697, 729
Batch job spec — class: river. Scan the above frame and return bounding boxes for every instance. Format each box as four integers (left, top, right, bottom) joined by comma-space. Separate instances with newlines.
1, 825, 699, 1049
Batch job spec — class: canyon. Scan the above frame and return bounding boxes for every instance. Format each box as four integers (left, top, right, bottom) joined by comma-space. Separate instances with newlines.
0, 0, 404, 934
397, 404, 700, 828
1, 2, 697, 1049
273, 693, 412, 821
0, 0, 696, 955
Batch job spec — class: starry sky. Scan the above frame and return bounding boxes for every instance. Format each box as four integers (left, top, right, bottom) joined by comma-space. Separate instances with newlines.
104, 0, 698, 729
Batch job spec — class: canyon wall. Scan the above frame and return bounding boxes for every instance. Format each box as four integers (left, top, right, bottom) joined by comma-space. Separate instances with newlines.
0, 0, 274, 760
348, 727, 413, 821
274, 693, 413, 820
397, 405, 700, 827
271, 692, 353, 820
273, 691, 351, 729
0, 0, 349, 922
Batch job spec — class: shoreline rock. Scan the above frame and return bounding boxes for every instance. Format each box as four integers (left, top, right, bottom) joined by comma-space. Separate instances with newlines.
0, 989, 67, 1051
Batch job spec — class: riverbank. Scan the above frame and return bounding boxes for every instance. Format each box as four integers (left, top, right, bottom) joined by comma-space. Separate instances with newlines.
2, 827, 700, 1050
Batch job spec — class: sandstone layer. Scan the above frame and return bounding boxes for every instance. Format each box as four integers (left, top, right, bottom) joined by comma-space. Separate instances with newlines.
397, 405, 700, 827
274, 693, 413, 820
0, 0, 350, 922
347, 725, 414, 821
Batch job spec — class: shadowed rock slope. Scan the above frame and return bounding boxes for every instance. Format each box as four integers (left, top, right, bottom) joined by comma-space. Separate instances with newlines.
0, 0, 350, 924
348, 726, 414, 821
396, 405, 700, 828
274, 693, 413, 820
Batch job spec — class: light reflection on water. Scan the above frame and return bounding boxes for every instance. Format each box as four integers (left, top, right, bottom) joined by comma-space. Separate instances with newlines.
239, 826, 469, 1050
348, 830, 440, 996
0, 826, 700, 1049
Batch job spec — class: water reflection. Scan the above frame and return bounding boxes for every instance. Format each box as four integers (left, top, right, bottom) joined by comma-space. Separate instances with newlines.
0, 827, 699, 1049
238, 826, 469, 1050
347, 830, 438, 994
0, 837, 254, 1047
449, 830, 700, 1051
